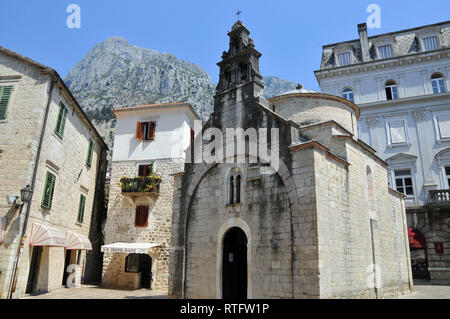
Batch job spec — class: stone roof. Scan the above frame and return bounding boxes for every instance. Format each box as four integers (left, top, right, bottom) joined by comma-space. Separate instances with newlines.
113, 101, 200, 119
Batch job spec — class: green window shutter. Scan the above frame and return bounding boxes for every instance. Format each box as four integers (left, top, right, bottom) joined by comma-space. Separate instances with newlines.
54, 103, 68, 139
86, 139, 94, 166
41, 172, 56, 209
77, 194, 86, 223
0, 86, 13, 120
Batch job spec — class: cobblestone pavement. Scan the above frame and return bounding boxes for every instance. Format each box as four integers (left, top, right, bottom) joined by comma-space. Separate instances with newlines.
393, 283, 450, 299
22, 283, 450, 299
22, 285, 168, 299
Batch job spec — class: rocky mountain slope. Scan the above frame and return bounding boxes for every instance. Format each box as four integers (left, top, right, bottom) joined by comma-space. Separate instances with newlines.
64, 37, 298, 154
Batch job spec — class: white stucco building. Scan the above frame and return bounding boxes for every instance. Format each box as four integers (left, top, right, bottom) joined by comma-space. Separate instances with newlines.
315, 21, 450, 284
101, 102, 199, 291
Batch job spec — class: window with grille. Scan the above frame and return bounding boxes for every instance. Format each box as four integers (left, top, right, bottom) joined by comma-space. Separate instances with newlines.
77, 194, 86, 223
395, 169, 414, 196
342, 88, 354, 102
378, 45, 393, 59
431, 74, 446, 94
0, 86, 13, 120
41, 172, 56, 209
55, 103, 68, 139
434, 243, 444, 254
135, 206, 149, 227
337, 52, 351, 66
423, 36, 438, 51
136, 121, 156, 141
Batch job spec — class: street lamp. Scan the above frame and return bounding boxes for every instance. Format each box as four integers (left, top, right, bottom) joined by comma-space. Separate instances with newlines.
20, 184, 33, 204
8, 184, 33, 299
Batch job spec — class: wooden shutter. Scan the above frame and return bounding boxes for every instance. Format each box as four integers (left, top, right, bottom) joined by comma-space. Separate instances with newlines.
190, 128, 195, 142
0, 86, 13, 120
147, 122, 155, 140
136, 122, 143, 140
41, 172, 56, 209
135, 206, 149, 227
86, 139, 94, 166
77, 194, 86, 223
55, 103, 68, 139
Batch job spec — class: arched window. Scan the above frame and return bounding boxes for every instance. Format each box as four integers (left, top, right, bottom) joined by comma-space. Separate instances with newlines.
431, 73, 446, 94
236, 175, 241, 204
227, 168, 242, 205
229, 176, 234, 204
366, 166, 375, 211
342, 87, 354, 102
385, 80, 399, 100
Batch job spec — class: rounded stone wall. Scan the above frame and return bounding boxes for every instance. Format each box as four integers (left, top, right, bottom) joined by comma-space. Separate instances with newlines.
269, 92, 360, 135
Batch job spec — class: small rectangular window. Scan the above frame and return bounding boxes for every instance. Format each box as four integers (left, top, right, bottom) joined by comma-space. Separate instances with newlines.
423, 36, 438, 51
337, 52, 351, 66
136, 121, 156, 141
434, 243, 444, 254
432, 78, 446, 94
0, 86, 13, 120
389, 120, 407, 144
395, 169, 414, 196
135, 206, 149, 227
55, 103, 68, 139
445, 166, 450, 187
437, 114, 450, 139
77, 194, 86, 223
86, 139, 94, 167
378, 45, 393, 59
41, 172, 56, 209
125, 254, 139, 273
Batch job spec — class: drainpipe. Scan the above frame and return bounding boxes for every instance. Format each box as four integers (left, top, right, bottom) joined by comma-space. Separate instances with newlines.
8, 74, 57, 298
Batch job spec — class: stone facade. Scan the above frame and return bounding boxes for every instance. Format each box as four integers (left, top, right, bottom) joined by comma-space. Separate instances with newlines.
101, 103, 198, 291
102, 159, 183, 290
169, 21, 412, 299
0, 47, 107, 299
315, 21, 450, 284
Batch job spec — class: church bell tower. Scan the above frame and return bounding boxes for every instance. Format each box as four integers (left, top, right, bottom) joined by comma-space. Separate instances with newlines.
215, 20, 264, 101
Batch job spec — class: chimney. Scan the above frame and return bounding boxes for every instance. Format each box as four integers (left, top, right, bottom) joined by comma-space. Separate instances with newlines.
358, 23, 370, 62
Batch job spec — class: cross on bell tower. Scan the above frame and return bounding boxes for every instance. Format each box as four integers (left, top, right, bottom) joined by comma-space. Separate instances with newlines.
216, 20, 263, 95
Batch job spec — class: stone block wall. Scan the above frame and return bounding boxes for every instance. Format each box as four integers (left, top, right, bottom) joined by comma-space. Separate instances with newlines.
102, 158, 183, 291
0, 51, 106, 299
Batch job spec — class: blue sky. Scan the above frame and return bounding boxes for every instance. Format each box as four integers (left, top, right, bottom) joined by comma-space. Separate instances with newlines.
1, 0, 449, 90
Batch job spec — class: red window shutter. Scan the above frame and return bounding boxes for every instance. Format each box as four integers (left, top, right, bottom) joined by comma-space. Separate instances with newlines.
147, 122, 155, 140
136, 122, 143, 140
190, 128, 195, 142
135, 206, 149, 227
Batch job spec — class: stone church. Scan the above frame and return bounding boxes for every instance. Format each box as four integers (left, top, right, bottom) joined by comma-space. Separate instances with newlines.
168, 21, 413, 299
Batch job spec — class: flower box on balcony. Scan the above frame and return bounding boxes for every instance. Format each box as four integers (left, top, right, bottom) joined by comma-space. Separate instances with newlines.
120, 176, 161, 197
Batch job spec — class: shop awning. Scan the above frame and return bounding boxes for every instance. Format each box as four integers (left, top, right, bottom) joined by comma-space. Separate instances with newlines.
66, 231, 92, 250
101, 242, 161, 254
29, 223, 66, 247
0, 217, 5, 244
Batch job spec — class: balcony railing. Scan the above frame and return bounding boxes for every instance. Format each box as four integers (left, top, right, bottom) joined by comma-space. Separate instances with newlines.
428, 189, 450, 205
120, 177, 161, 197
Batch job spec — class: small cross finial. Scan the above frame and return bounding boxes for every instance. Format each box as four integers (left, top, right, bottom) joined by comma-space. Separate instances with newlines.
236, 10, 242, 19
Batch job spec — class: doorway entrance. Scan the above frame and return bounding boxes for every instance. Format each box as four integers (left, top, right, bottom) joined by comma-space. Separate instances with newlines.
222, 227, 247, 299
139, 254, 152, 289
409, 228, 430, 280
26, 246, 43, 294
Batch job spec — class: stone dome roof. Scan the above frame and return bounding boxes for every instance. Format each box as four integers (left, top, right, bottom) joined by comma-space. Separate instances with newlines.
280, 86, 318, 95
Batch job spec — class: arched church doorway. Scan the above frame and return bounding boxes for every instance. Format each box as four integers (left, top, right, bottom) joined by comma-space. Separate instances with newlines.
408, 228, 430, 280
222, 227, 247, 299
